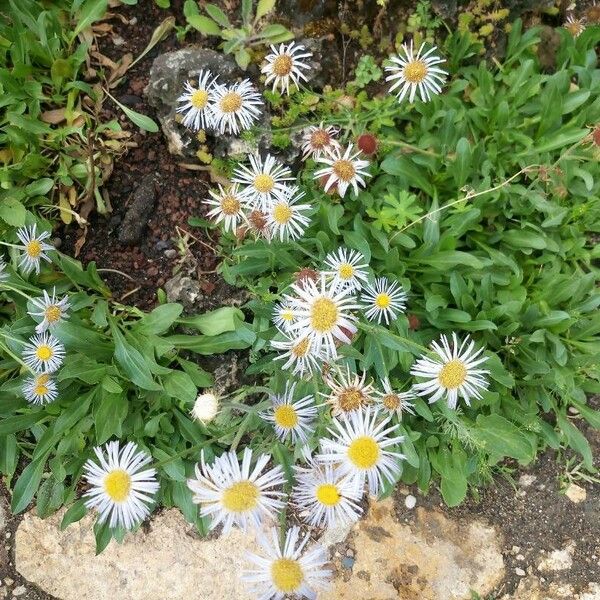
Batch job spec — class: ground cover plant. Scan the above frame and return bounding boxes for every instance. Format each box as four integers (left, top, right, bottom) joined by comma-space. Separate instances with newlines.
1, 1, 599, 598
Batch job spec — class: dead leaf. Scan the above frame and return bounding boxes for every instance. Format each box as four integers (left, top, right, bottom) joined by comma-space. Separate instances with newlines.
73, 228, 88, 257
41, 108, 67, 124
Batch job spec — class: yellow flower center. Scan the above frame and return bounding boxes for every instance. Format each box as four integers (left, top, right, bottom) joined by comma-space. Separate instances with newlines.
35, 345, 53, 361
281, 309, 294, 322
220, 92, 242, 113
221, 480, 259, 513
310, 297, 338, 332
272, 54, 293, 76
254, 173, 275, 193
347, 436, 380, 469
272, 202, 293, 224
404, 59, 428, 83
34, 384, 49, 396
332, 159, 356, 182
292, 337, 310, 357
221, 195, 240, 215
26, 240, 42, 258
34, 374, 50, 397
44, 305, 62, 323
103, 469, 132, 502
316, 483, 340, 506
438, 359, 467, 389
337, 388, 367, 412
271, 558, 303, 593
310, 129, 330, 149
566, 20, 584, 36
375, 293, 391, 309
338, 263, 354, 280
273, 404, 298, 429
191, 89, 209, 109
382, 393, 401, 411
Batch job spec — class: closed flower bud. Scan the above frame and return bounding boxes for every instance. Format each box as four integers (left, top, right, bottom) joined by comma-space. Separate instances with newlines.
191, 391, 219, 423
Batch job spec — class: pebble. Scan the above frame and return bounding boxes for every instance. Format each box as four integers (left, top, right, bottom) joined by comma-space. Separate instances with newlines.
112, 35, 125, 46
4, 580, 13, 587
565, 483, 587, 503
405, 495, 417, 509
511, 545, 521, 554
341, 557, 355, 570
516, 554, 525, 561
164, 249, 177, 259
12, 585, 26, 597
515, 568, 526, 577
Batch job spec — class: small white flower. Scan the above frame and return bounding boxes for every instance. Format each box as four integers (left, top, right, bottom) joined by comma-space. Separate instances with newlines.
314, 143, 371, 197
242, 526, 331, 600
187, 447, 285, 534
361, 277, 407, 325
191, 391, 219, 423
176, 70, 217, 131
233, 153, 294, 210
261, 382, 317, 444
288, 272, 359, 360
261, 41, 313, 95
204, 183, 248, 233
23, 373, 58, 405
16, 225, 53, 275
565, 14, 586, 37
376, 377, 415, 417
301, 123, 340, 161
385, 41, 448, 104
410, 333, 490, 409
0, 258, 8, 282
22, 332, 65, 374
318, 407, 405, 496
272, 298, 296, 332
28, 288, 70, 333
266, 186, 312, 242
83, 441, 160, 530
323, 366, 376, 416
323, 247, 369, 292
271, 332, 326, 377
210, 79, 263, 134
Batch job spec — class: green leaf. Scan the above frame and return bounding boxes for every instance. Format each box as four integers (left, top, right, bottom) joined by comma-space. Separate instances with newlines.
187, 14, 222, 36
178, 307, 243, 336
473, 414, 535, 463
112, 98, 159, 132
61, 499, 88, 530
94, 392, 128, 444
11, 453, 49, 514
453, 137, 471, 187
0, 198, 27, 227
136, 303, 183, 335
163, 370, 197, 403
441, 472, 467, 507
71, 0, 108, 39
204, 4, 230, 27
416, 251, 484, 270
557, 415, 594, 471
255, 0, 276, 20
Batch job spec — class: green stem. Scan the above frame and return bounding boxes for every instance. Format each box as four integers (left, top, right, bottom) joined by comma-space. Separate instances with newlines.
385, 139, 441, 158
0, 284, 34, 302
0, 341, 31, 371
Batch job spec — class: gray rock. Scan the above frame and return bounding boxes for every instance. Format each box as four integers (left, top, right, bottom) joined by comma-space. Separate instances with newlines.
164, 273, 201, 310
118, 178, 158, 245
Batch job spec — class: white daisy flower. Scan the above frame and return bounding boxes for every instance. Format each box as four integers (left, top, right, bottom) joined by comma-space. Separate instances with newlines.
191, 391, 219, 423
271, 332, 326, 377
28, 288, 70, 333
22, 373, 58, 405
376, 377, 415, 417
242, 526, 331, 600
293, 459, 363, 528
0, 258, 8, 282
361, 277, 407, 325
22, 332, 65, 374
272, 298, 296, 332
318, 407, 405, 496
16, 225, 53, 275
204, 183, 248, 233
261, 382, 317, 444
83, 441, 160, 530
176, 70, 217, 131
323, 247, 369, 292
323, 366, 375, 416
385, 41, 448, 104
301, 123, 340, 161
410, 333, 490, 409
261, 42, 313, 95
210, 79, 263, 135
266, 186, 312, 242
565, 14, 586, 37
187, 447, 285, 534
314, 143, 371, 197
233, 154, 294, 210
288, 272, 359, 360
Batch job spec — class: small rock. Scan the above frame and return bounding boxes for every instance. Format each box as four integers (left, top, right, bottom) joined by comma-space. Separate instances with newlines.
112, 35, 125, 46
518, 474, 536, 487
118, 94, 142, 106
4, 579, 13, 587
565, 483, 587, 504
341, 557, 355, 570
405, 495, 417, 509
537, 543, 575, 572
164, 249, 177, 259
511, 545, 521, 554
11, 585, 26, 597
118, 178, 158, 245
164, 274, 201, 310
516, 554, 525, 561
515, 567, 526, 577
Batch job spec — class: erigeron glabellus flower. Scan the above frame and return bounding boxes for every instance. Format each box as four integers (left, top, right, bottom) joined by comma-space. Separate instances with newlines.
323, 247, 369, 292
204, 183, 248, 233
23, 373, 58, 405
293, 456, 363, 528
318, 407, 405, 496
266, 186, 312, 242
176, 70, 217, 131
288, 272, 359, 360
564, 14, 586, 37
210, 79, 263, 134
301, 123, 340, 161
272, 298, 296, 332
322, 366, 375, 416
271, 332, 326, 377
0, 257, 8, 282
261, 382, 317, 444
261, 41, 313, 95
16, 224, 53, 274
22, 332, 65, 374
385, 41, 448, 103
83, 441, 159, 530
376, 377, 415, 417
187, 447, 285, 534
361, 277, 407, 325
28, 288, 70, 333
233, 153, 294, 210
191, 391, 219, 423
410, 333, 490, 409
242, 526, 331, 600
314, 143, 371, 197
